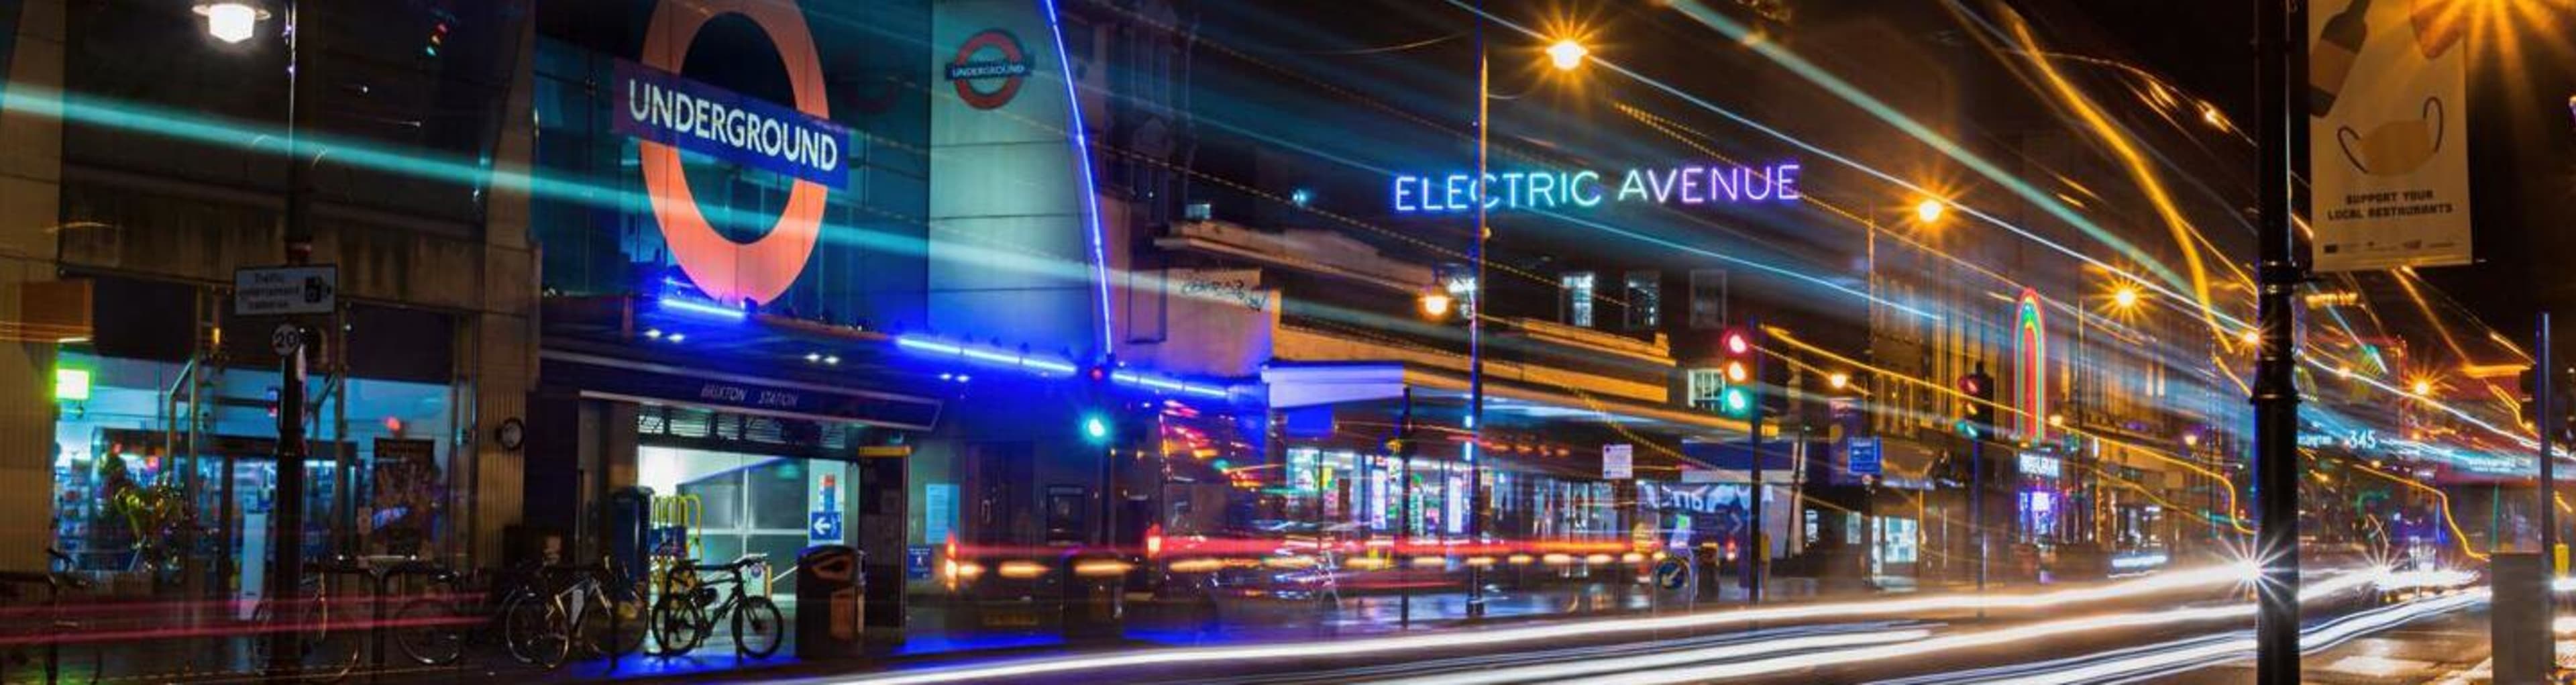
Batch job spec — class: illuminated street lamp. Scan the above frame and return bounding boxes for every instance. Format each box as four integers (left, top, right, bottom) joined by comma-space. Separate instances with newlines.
2411, 379, 2434, 397
2112, 285, 2141, 310
1546, 39, 1589, 71
1827, 372, 1850, 390
1418, 292, 1454, 319
193, 1, 268, 44
1913, 198, 1945, 224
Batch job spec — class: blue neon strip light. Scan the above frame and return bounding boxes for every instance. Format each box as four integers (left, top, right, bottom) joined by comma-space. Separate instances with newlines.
1114, 371, 1230, 399
657, 295, 747, 320
1041, 0, 1118, 355
896, 337, 1080, 375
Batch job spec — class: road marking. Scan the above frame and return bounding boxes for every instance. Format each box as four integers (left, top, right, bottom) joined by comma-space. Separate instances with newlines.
2319, 655, 2432, 678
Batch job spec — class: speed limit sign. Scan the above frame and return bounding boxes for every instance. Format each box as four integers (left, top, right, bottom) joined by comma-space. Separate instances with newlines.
271, 323, 306, 356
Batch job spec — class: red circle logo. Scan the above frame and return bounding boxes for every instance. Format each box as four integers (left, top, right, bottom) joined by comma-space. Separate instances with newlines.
946, 29, 1032, 110
637, 0, 829, 307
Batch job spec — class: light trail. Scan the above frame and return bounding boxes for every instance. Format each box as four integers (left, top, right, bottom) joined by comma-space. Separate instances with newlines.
824, 562, 2262, 684
1441, 568, 2430, 685
1873, 590, 2485, 685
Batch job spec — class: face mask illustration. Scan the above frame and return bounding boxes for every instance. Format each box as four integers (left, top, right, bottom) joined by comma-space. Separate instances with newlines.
2337, 97, 2444, 176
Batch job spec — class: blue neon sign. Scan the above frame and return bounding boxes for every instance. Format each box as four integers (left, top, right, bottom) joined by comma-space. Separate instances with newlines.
1392, 163, 1801, 213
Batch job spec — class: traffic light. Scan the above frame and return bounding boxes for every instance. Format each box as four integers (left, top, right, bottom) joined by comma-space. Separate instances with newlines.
1081, 361, 1113, 444
1718, 327, 1761, 419
1959, 362, 1996, 437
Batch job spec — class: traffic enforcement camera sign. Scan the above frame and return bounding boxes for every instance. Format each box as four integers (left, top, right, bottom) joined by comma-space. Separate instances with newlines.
235, 265, 338, 316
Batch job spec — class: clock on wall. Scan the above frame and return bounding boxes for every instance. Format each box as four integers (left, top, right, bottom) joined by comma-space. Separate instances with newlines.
495, 417, 525, 451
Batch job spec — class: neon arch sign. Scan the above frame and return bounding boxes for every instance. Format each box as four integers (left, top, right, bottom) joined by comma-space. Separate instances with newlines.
2015, 288, 2048, 442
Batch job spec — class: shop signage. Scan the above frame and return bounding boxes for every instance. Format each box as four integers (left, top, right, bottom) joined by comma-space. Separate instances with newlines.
233, 264, 337, 316
947, 29, 1033, 110
1603, 443, 1634, 480
1638, 482, 1750, 516
613, 60, 849, 188
2307, 0, 2472, 272
543, 354, 941, 430
627, 0, 836, 307
2017, 452, 2063, 479
1177, 269, 1269, 312
1391, 162, 1801, 213
1847, 437, 1882, 476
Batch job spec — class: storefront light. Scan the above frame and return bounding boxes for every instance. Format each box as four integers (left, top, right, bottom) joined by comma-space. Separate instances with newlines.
52, 368, 90, 402
193, 1, 266, 44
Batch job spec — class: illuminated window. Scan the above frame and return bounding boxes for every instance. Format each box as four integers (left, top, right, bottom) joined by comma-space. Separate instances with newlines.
1561, 272, 1596, 327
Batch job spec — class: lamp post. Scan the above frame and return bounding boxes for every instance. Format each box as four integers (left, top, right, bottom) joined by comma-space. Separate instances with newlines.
2253, 0, 2308, 680
1464, 15, 1585, 620
195, 3, 311, 679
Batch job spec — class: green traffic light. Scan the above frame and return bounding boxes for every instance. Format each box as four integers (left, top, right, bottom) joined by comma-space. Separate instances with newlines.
1721, 386, 1752, 417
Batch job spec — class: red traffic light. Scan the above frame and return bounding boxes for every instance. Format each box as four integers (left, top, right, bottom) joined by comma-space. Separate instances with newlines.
1723, 329, 1752, 356
1959, 376, 1980, 394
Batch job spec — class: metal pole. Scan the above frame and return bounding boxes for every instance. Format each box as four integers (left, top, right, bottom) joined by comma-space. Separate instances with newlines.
1466, 7, 1490, 621
1746, 321, 1765, 604
2253, 0, 2307, 680
2543, 313, 2556, 578
267, 328, 308, 680
1399, 388, 1414, 629
1972, 437, 1984, 596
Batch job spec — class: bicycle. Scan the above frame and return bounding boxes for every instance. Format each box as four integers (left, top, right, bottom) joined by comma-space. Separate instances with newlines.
502, 558, 649, 670
249, 556, 367, 683
648, 554, 783, 658
0, 549, 98, 685
385, 562, 470, 668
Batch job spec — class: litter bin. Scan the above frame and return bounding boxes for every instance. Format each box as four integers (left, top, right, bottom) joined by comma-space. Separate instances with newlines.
796, 545, 864, 660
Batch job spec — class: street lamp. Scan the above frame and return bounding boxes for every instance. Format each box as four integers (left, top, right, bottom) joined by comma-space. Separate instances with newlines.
2112, 285, 2141, 309
193, 1, 267, 44
1418, 292, 1454, 319
1827, 372, 1850, 390
1546, 40, 1589, 71
1913, 198, 1946, 224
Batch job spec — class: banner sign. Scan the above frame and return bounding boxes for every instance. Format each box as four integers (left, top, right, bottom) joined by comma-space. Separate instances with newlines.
613, 59, 851, 189
1603, 443, 1635, 480
2306, 0, 2471, 272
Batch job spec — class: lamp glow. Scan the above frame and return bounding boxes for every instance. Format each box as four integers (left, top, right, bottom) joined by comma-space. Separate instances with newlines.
193, 1, 264, 44
1546, 40, 1589, 71
1913, 199, 1945, 224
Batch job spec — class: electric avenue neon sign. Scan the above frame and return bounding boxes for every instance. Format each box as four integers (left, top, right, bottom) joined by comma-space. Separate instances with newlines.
1391, 162, 1801, 213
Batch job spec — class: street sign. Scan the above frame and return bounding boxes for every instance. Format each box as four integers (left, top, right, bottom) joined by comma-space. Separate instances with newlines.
2306, 0, 2473, 271
1654, 557, 1693, 590
808, 511, 843, 543
1848, 437, 1882, 476
1603, 443, 1634, 480
235, 265, 338, 316
270, 323, 305, 356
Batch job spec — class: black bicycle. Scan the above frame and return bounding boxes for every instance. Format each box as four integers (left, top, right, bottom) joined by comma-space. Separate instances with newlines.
648, 554, 783, 658
503, 559, 649, 670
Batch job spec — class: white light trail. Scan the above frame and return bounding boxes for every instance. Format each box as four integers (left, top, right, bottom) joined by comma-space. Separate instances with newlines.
822, 563, 2264, 684
1415, 568, 2416, 685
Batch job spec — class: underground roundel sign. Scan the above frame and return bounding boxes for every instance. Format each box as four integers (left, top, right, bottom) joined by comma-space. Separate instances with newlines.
619, 0, 843, 307
946, 29, 1033, 110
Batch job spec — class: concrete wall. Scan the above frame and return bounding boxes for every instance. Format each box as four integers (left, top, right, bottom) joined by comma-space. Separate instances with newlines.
0, 0, 62, 573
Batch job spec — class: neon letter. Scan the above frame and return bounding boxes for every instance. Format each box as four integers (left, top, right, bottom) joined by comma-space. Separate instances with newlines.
1444, 174, 1470, 211
1775, 163, 1802, 200
1618, 169, 1648, 203
1711, 166, 1742, 201
1394, 174, 1417, 212
1499, 172, 1526, 209
1649, 168, 1678, 203
1528, 172, 1557, 208
1570, 170, 1604, 207
1746, 166, 1774, 201
1482, 174, 1500, 209
1678, 166, 1705, 204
